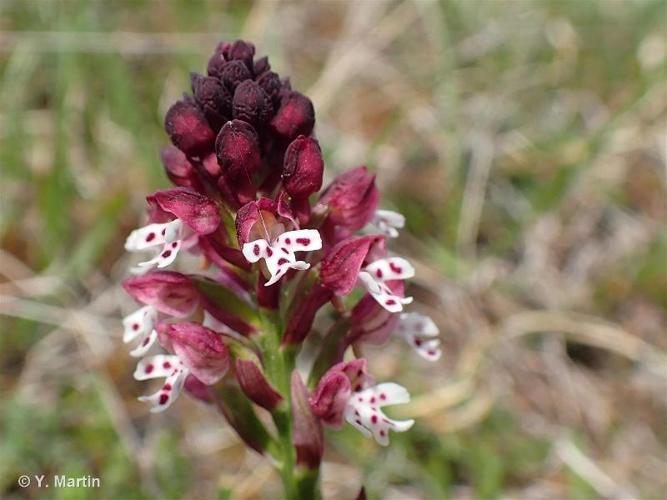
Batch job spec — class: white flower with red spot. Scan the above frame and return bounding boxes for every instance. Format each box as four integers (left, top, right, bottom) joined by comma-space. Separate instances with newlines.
395, 312, 442, 361
134, 354, 189, 413
357, 257, 415, 312
242, 229, 322, 286
122, 305, 158, 357
369, 209, 405, 238
344, 383, 414, 446
125, 219, 194, 272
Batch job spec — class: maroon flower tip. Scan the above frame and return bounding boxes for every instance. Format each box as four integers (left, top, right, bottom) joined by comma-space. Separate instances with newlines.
215, 119, 261, 181
270, 91, 315, 140
164, 98, 216, 157
222, 40, 256, 71
220, 60, 252, 92
282, 135, 324, 199
255, 70, 282, 108
235, 359, 283, 411
253, 56, 271, 75
232, 80, 273, 128
320, 235, 384, 295
191, 73, 232, 130
152, 187, 221, 235
319, 166, 380, 232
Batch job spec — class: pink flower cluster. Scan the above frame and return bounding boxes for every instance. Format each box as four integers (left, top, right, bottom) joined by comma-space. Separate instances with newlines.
121, 40, 441, 466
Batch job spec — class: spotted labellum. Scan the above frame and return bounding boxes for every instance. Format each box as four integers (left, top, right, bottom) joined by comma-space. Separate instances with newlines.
121, 39, 441, 496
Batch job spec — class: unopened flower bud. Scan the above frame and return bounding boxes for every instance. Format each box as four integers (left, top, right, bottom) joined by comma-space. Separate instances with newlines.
164, 98, 216, 157
160, 146, 204, 191
191, 73, 232, 130
222, 39, 255, 71
232, 80, 273, 128
235, 359, 283, 411
282, 136, 324, 199
319, 166, 379, 232
255, 70, 282, 108
253, 56, 271, 75
215, 119, 261, 181
270, 91, 315, 140
220, 60, 252, 91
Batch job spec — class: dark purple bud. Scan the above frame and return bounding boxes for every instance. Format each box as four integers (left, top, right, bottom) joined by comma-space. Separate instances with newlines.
318, 166, 379, 232
253, 56, 271, 75
283, 284, 333, 345
270, 91, 315, 140
123, 271, 199, 318
320, 235, 384, 295
164, 98, 216, 157
160, 146, 204, 192
215, 119, 261, 181
207, 42, 227, 78
282, 135, 324, 199
232, 80, 273, 128
291, 371, 323, 469
255, 70, 282, 108
151, 187, 220, 235
184, 374, 212, 403
222, 40, 255, 71
158, 322, 230, 385
219, 60, 252, 91
191, 73, 232, 130
235, 359, 283, 411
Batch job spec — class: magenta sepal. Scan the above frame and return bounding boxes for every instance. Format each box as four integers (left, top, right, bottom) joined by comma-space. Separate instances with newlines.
320, 235, 384, 296
150, 187, 220, 235
291, 371, 323, 470
270, 91, 315, 141
309, 359, 371, 427
235, 359, 283, 411
123, 271, 200, 318
157, 322, 230, 385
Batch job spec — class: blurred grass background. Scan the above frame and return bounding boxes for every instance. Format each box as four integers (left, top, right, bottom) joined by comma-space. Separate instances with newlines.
1, 0, 666, 498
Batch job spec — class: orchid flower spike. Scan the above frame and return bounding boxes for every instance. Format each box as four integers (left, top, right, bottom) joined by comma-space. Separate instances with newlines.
357, 257, 415, 312
122, 305, 159, 357
370, 209, 405, 238
395, 312, 442, 361
242, 229, 322, 286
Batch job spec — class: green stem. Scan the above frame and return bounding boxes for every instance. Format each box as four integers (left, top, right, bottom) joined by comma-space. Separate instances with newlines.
258, 309, 320, 500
